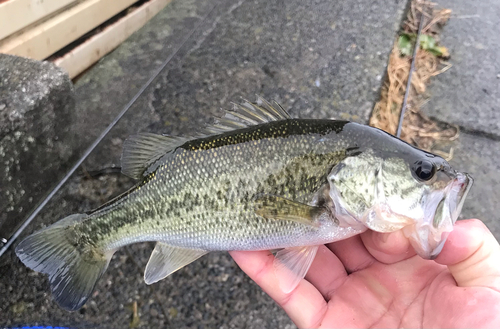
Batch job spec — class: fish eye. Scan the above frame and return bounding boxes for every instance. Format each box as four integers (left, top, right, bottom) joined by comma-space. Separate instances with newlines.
412, 160, 436, 182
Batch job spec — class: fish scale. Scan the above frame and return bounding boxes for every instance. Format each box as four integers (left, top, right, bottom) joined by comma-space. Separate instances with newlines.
89, 119, 350, 252
15, 99, 472, 311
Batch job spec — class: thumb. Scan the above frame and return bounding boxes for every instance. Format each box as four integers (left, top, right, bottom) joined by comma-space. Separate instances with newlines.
435, 219, 500, 290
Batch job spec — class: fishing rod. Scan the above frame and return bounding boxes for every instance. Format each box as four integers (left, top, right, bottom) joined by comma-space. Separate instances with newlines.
0, 5, 217, 258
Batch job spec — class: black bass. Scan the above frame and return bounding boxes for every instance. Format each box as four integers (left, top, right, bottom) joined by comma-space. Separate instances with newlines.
15, 97, 472, 311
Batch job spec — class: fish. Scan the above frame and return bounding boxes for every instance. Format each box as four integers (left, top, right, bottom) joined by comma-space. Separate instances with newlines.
15, 97, 473, 311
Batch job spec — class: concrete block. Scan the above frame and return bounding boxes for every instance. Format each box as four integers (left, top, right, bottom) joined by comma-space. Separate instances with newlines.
0, 54, 76, 247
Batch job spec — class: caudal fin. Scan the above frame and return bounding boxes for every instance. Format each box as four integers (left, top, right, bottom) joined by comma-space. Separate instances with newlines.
15, 214, 114, 311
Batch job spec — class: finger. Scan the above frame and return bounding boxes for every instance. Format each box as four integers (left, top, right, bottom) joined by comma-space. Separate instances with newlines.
434, 219, 500, 291
230, 250, 327, 328
327, 235, 375, 273
305, 245, 348, 300
360, 230, 416, 264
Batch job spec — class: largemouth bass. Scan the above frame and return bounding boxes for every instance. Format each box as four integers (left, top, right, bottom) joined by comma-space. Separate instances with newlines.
15, 97, 472, 311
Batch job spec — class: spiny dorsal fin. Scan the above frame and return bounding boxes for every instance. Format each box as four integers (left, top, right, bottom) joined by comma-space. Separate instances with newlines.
200, 96, 291, 135
121, 133, 188, 179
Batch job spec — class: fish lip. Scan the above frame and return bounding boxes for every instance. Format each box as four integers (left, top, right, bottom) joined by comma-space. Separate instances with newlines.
451, 172, 473, 222
412, 171, 474, 259
429, 171, 473, 230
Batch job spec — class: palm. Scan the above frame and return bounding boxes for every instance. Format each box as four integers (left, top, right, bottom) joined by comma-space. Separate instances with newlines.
319, 256, 496, 328
230, 219, 500, 328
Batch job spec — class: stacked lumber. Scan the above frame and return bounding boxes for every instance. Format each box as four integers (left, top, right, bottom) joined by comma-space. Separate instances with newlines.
0, 0, 172, 78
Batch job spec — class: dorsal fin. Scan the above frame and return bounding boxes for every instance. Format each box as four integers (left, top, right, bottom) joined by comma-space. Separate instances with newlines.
121, 133, 187, 179
200, 96, 291, 134
121, 97, 291, 178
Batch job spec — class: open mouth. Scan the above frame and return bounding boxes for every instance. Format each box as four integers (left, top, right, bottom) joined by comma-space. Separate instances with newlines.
432, 172, 473, 229
420, 171, 474, 259
449, 172, 474, 225
430, 171, 473, 229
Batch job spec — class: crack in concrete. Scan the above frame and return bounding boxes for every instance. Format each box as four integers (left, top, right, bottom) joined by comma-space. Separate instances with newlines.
428, 116, 500, 142
186, 0, 247, 56
456, 126, 500, 142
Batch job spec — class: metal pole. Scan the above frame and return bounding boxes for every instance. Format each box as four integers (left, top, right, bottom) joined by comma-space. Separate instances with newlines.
396, 4, 426, 138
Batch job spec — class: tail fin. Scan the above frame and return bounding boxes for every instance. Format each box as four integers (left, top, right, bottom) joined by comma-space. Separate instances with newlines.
15, 214, 114, 311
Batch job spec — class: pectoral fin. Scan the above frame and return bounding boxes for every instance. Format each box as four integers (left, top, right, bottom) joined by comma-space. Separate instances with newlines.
273, 245, 319, 293
254, 195, 324, 226
144, 242, 208, 284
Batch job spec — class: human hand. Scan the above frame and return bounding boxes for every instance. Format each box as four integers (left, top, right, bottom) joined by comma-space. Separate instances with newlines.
230, 219, 500, 328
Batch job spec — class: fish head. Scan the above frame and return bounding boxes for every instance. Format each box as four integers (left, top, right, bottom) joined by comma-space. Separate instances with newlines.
327, 149, 473, 259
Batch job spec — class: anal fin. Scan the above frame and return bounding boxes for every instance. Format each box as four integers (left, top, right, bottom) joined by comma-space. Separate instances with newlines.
144, 242, 208, 285
274, 245, 319, 293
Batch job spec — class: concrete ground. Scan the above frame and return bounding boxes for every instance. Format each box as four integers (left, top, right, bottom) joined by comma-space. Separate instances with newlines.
1, 0, 498, 327
424, 0, 500, 238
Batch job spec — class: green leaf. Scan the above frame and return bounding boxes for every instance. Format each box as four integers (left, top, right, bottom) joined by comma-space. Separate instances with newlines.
420, 35, 436, 50
420, 35, 449, 57
398, 33, 449, 58
398, 34, 413, 56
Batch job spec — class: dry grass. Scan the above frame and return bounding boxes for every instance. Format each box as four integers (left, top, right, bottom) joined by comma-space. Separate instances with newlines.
370, 1, 458, 159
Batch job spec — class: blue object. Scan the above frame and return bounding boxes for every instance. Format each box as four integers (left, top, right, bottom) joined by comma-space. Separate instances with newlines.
4, 326, 72, 329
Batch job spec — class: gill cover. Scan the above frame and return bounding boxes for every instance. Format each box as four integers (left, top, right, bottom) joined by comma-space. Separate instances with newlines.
327, 151, 418, 232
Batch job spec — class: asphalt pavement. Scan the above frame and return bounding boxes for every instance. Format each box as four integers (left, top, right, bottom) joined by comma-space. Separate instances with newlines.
1, 0, 499, 327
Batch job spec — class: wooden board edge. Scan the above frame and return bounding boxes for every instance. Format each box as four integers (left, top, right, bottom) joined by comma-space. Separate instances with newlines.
53, 0, 172, 79
0, 0, 139, 60
0, 0, 78, 40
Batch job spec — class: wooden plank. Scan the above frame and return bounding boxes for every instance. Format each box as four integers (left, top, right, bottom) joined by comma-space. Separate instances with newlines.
0, 0, 78, 40
0, 0, 139, 60
53, 0, 172, 78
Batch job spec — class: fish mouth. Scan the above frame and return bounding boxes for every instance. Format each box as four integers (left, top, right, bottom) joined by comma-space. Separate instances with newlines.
448, 172, 473, 227
409, 172, 473, 259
